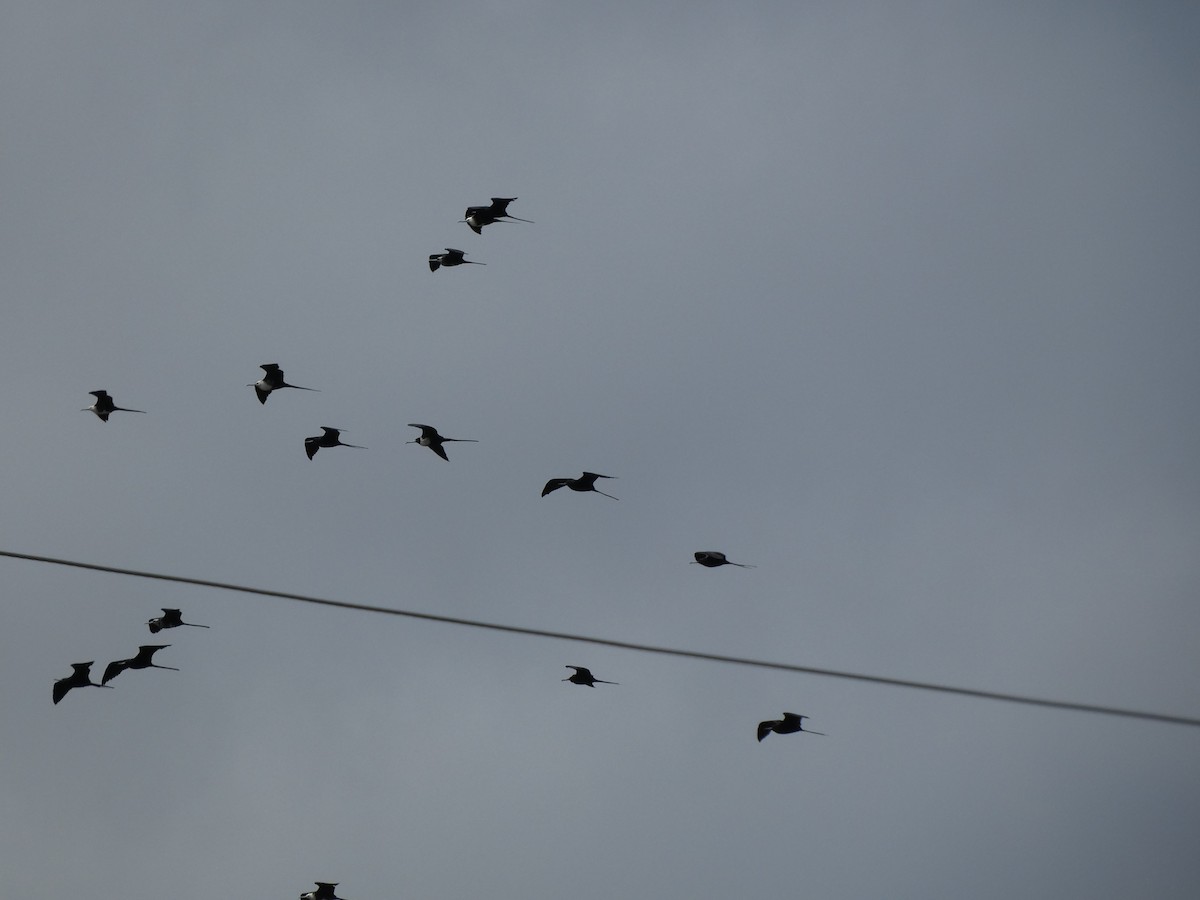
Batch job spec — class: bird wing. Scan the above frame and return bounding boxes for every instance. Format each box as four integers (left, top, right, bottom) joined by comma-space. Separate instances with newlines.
430, 443, 449, 461
304, 438, 320, 459
542, 479, 571, 496
53, 679, 71, 704
101, 660, 128, 684
408, 424, 436, 438
136, 645, 169, 663
757, 721, 775, 742
254, 386, 270, 404
428, 256, 441, 271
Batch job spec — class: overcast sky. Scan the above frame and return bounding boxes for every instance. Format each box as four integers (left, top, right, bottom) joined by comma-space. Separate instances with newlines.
2, 2, 1198, 898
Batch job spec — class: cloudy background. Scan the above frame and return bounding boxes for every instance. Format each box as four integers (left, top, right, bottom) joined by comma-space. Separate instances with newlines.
2, 2, 1198, 897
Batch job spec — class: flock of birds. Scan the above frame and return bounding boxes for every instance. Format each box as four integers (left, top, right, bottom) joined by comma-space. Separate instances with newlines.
64, 196, 822, 896
52, 608, 208, 704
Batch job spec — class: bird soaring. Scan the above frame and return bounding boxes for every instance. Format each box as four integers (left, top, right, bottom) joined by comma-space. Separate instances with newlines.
101, 645, 179, 685
428, 248, 484, 272
53, 662, 114, 705
541, 472, 619, 500
563, 666, 618, 687
406, 423, 478, 461
300, 883, 345, 900
462, 197, 533, 234
692, 551, 755, 568
757, 712, 825, 742
83, 390, 146, 422
249, 363, 318, 405
304, 427, 366, 460
148, 608, 210, 633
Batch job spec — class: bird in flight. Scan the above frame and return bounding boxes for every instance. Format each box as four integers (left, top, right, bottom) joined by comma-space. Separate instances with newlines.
300, 883, 345, 900
692, 551, 755, 568
406, 423, 478, 461
249, 363, 318, 405
304, 427, 366, 460
102, 645, 179, 685
429, 247, 484, 272
462, 197, 533, 234
83, 390, 145, 422
563, 666, 618, 687
757, 712, 825, 742
53, 662, 114, 705
148, 608, 210, 634
541, 471, 619, 500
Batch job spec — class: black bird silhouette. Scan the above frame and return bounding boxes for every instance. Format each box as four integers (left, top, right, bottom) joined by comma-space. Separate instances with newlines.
148, 608, 210, 634
53, 662, 114, 704
692, 551, 755, 569
406, 423, 478, 461
101, 645, 179, 685
757, 712, 825, 742
83, 390, 146, 422
563, 666, 618, 687
428, 248, 484, 272
541, 472, 618, 500
300, 883, 345, 900
462, 197, 533, 234
249, 363, 319, 405
304, 427, 366, 460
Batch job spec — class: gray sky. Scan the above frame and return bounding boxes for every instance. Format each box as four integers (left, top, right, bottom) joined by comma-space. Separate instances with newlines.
3, 2, 1198, 898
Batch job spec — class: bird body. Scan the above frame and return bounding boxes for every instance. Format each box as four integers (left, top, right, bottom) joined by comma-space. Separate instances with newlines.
148, 608, 210, 633
692, 551, 755, 568
102, 645, 179, 684
83, 390, 145, 422
541, 471, 619, 500
250, 363, 318, 405
757, 712, 824, 741
563, 666, 618, 687
462, 197, 533, 234
406, 423, 478, 461
300, 883, 344, 900
53, 662, 113, 704
429, 248, 484, 271
304, 427, 366, 460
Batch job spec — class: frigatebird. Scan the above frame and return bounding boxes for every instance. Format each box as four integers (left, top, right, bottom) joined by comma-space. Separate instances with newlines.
53, 662, 114, 704
406, 423, 478, 461
462, 197, 533, 234
692, 551, 755, 569
83, 390, 145, 422
541, 472, 618, 500
757, 712, 825, 742
249, 363, 318, 405
304, 427, 366, 460
300, 883, 345, 900
148, 608, 210, 634
102, 645, 179, 684
563, 666, 618, 687
428, 248, 484, 272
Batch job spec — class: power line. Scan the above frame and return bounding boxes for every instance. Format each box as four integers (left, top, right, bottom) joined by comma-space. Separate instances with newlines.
5, 548, 1198, 728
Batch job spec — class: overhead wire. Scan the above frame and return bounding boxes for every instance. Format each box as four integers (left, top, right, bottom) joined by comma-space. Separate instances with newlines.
4, 548, 1198, 728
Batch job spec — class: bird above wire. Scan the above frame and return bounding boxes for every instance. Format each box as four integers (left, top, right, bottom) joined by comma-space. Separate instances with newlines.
82, 390, 145, 422
541, 472, 619, 500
